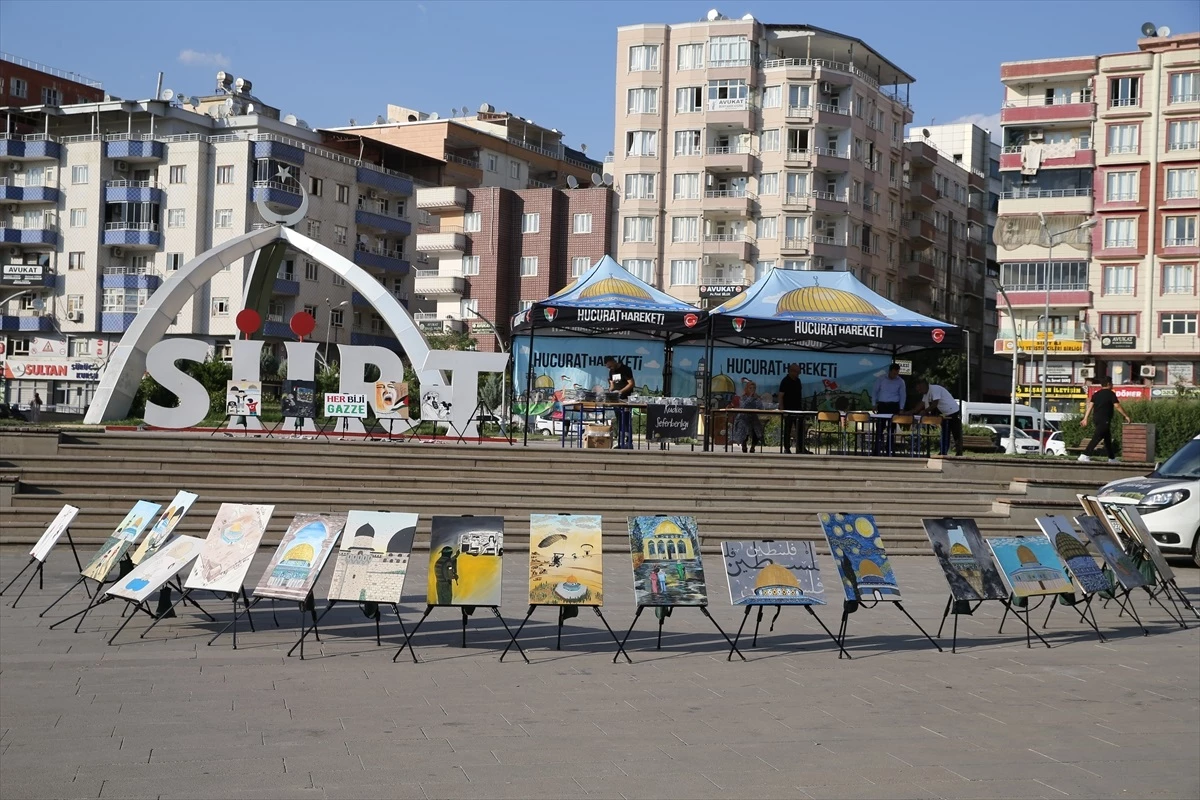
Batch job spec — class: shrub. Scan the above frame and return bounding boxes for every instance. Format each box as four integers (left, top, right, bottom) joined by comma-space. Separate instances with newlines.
1059, 398, 1200, 460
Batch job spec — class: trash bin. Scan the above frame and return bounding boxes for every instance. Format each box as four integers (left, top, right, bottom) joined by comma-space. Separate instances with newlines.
1122, 423, 1156, 463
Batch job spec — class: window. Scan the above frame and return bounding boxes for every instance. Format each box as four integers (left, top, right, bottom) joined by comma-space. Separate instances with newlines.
41, 87, 61, 105
763, 85, 782, 109
509, 161, 521, 179
1166, 168, 1198, 199
303, 304, 318, 317
1107, 124, 1139, 155
216, 165, 234, 184
708, 35, 750, 67
1162, 264, 1195, 295
1168, 120, 1199, 151
68, 252, 84, 270
69, 208, 86, 227
24, 166, 44, 186
758, 216, 777, 240
457, 255, 479, 276
624, 173, 656, 200
463, 212, 482, 232
280, 259, 295, 280
1169, 72, 1198, 104
783, 260, 808, 271
71, 165, 88, 184
785, 216, 808, 244
1105, 170, 1137, 202
1161, 312, 1197, 335
214, 209, 233, 228
1109, 76, 1139, 108
307, 176, 322, 196
336, 183, 349, 203
785, 172, 808, 200
672, 172, 700, 199
673, 129, 701, 156
1104, 218, 1136, 248
571, 256, 591, 276
334, 224, 347, 245
519, 256, 538, 277
759, 172, 779, 196
485, 154, 498, 172
167, 209, 186, 228
675, 86, 703, 114
460, 299, 479, 319
521, 213, 540, 234
626, 129, 661, 159
169, 165, 186, 184
627, 88, 658, 114
707, 79, 748, 109
761, 129, 780, 152
676, 43, 704, 71
1164, 216, 1197, 247
167, 253, 183, 271
999, 261, 1089, 291
330, 309, 344, 328
211, 297, 230, 316
572, 213, 592, 234
623, 216, 655, 242
1103, 265, 1134, 295
670, 216, 699, 243
304, 260, 319, 281
623, 258, 654, 283
306, 220, 320, 239
10, 77, 27, 99
670, 259, 698, 285
628, 44, 660, 72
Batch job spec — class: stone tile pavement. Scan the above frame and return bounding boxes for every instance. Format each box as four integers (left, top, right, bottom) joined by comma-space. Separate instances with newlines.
1, 548, 1197, 800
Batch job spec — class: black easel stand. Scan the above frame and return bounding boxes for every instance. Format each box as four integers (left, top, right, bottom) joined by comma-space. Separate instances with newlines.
1040, 593, 1108, 643
614, 605, 745, 663
213, 414, 251, 437
729, 603, 850, 660
104, 583, 216, 646
837, 599, 943, 659
1146, 577, 1198, 623
500, 604, 630, 663
267, 416, 315, 439
287, 600, 408, 659
938, 595, 1051, 652
316, 416, 353, 442
997, 596, 1058, 650
199, 588, 261, 649
392, 605, 527, 663
1104, 586, 1155, 635
3, 528, 90, 608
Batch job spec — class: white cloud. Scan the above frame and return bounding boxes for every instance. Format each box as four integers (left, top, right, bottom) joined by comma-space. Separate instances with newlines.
646, 360, 661, 369
948, 112, 1002, 142
178, 49, 231, 68
858, 358, 875, 366
635, 346, 651, 355
678, 358, 693, 367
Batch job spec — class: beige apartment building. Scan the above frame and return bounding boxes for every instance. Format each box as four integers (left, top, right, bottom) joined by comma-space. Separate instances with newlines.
611, 14, 918, 307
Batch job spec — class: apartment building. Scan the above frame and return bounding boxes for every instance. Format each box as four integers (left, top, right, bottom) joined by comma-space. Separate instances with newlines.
0, 52, 105, 108
412, 185, 615, 350
1, 68, 440, 410
611, 14, 916, 309
997, 31, 1199, 411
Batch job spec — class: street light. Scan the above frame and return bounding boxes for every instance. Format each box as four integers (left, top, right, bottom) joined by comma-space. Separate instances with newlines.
992, 278, 1022, 454
463, 306, 508, 429
1036, 213, 1097, 451
323, 298, 349, 364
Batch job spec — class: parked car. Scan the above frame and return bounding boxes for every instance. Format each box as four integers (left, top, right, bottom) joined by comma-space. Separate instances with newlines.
1043, 430, 1067, 457
1099, 434, 1200, 560
977, 424, 1042, 454
534, 415, 564, 436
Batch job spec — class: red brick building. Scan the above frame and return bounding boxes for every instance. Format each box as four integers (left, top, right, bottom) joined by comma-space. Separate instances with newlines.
0, 53, 104, 110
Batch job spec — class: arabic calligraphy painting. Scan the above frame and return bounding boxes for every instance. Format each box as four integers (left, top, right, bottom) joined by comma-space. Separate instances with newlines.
628, 515, 708, 607
722, 540, 825, 605
922, 518, 1008, 602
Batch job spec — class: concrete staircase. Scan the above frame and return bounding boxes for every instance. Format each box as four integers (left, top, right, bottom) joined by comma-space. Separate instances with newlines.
0, 431, 1141, 556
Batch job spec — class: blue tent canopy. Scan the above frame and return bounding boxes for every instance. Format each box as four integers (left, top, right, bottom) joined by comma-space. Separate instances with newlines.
709, 269, 961, 352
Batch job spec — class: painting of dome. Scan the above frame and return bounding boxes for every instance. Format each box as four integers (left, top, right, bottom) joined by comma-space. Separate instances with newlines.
327, 511, 418, 604
775, 286, 883, 317
1038, 516, 1112, 596
949, 543, 971, 557
987, 536, 1074, 598
714, 291, 748, 311
755, 563, 801, 592
856, 559, 883, 579
283, 542, 315, 565
1054, 531, 1089, 562
654, 519, 682, 537
534, 374, 555, 389
1016, 544, 1037, 564
628, 515, 708, 607
581, 278, 652, 300
710, 374, 736, 394
254, 513, 347, 601
923, 519, 1015, 602
722, 540, 826, 606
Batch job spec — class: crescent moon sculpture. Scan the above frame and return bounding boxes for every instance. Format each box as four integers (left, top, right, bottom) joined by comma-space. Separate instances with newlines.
255, 165, 309, 227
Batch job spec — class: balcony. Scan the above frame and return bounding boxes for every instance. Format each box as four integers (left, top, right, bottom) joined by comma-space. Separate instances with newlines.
907, 216, 936, 247
903, 257, 936, 284
100, 312, 139, 333
252, 180, 303, 208
998, 187, 1093, 215
355, 208, 412, 236
784, 148, 812, 166
0, 218, 59, 247
104, 136, 164, 162
101, 266, 162, 290
413, 312, 466, 334
0, 179, 61, 205
967, 240, 985, 262
350, 291, 373, 309
999, 145, 1094, 171
702, 233, 753, 262
780, 237, 810, 255
905, 179, 937, 206
1000, 98, 1096, 126
104, 180, 164, 205
705, 146, 756, 173
706, 98, 753, 127
272, 277, 300, 296
353, 245, 410, 274
967, 204, 985, 225
415, 230, 467, 254
1001, 57, 1097, 82
356, 166, 412, 196
102, 222, 162, 249
252, 139, 305, 166
811, 235, 848, 260
814, 103, 849, 118
703, 189, 755, 215
785, 105, 813, 120
415, 186, 468, 212
782, 192, 809, 210
0, 135, 62, 161
906, 140, 938, 169
0, 314, 55, 332
809, 189, 848, 211
414, 269, 466, 297
812, 146, 850, 168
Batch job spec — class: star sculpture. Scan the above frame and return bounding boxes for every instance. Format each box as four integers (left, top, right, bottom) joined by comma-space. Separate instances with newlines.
276, 165, 293, 184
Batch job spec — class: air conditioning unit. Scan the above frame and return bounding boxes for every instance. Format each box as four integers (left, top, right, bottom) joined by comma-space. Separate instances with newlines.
112, 247, 125, 257
1139, 365, 1156, 378
66, 310, 83, 322
1028, 130, 1044, 141
1083, 357, 1096, 366
366, 189, 377, 199
5, 204, 17, 213
702, 254, 711, 266
1080, 366, 1096, 379
819, 81, 833, 94
114, 160, 130, 173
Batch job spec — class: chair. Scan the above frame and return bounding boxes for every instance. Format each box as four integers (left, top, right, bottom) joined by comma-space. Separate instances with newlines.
890, 414, 915, 456
847, 411, 872, 454
916, 415, 942, 456
816, 411, 842, 454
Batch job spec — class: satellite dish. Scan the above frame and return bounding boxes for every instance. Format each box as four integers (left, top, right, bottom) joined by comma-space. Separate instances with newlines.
159, 88, 174, 102
350, 118, 358, 126
742, 13, 754, 20
1141, 21, 1158, 37
922, 128, 930, 138
602, 172, 613, 186
244, 103, 256, 115
375, 115, 385, 125
580, 143, 588, 153
566, 175, 579, 189
1157, 25, 1171, 37
32, 298, 45, 311
296, 119, 308, 129
283, 113, 298, 126
429, 112, 440, 120
590, 172, 603, 185
707, 8, 720, 21
461, 106, 469, 115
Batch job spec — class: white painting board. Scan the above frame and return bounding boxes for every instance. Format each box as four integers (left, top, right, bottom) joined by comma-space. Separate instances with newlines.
30, 505, 80, 562
132, 491, 199, 565
184, 503, 274, 593
106, 536, 205, 603
327, 511, 417, 604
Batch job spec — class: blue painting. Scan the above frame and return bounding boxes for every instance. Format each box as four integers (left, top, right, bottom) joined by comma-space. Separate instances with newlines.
1074, 516, 1150, 591
722, 540, 825, 605
818, 513, 901, 602
253, 512, 347, 601
1035, 516, 1111, 595
986, 536, 1075, 598
628, 515, 708, 606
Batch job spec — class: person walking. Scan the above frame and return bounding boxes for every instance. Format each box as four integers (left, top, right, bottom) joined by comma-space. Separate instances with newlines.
730, 381, 766, 453
1079, 377, 1130, 463
778, 363, 807, 454
30, 392, 43, 423
910, 378, 963, 456
870, 364, 906, 455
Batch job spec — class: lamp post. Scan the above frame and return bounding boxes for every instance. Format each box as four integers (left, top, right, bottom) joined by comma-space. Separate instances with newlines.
464, 307, 508, 427
323, 298, 349, 365
992, 278, 1021, 454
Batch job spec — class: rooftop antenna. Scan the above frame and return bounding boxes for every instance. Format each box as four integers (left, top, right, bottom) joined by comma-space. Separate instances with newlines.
349, 118, 358, 126
1140, 21, 1158, 37
922, 128, 930, 138
461, 106, 469, 116
566, 175, 579, 189
580, 143, 587, 153
601, 172, 614, 186
1157, 25, 1171, 37
590, 172, 603, 186
375, 115, 385, 125
428, 111, 440, 120
159, 88, 175, 103
283, 113, 298, 126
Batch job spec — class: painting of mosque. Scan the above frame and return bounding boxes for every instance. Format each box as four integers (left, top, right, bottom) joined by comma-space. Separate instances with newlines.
132, 491, 199, 565
818, 513, 901, 602
627, 515, 708, 606
426, 516, 504, 607
185, 503, 275, 594
986, 536, 1074, 598
326, 510, 417, 604
1074, 515, 1149, 592
529, 514, 603, 606
81, 500, 163, 582
922, 518, 1008, 601
721, 540, 825, 606
1036, 516, 1112, 595
253, 512, 348, 601
106, 536, 205, 604
30, 505, 80, 562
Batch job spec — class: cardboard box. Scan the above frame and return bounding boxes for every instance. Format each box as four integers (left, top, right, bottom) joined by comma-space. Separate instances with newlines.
585, 435, 613, 449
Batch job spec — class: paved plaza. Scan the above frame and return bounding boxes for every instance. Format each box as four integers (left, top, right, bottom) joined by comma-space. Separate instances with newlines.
1, 548, 1197, 800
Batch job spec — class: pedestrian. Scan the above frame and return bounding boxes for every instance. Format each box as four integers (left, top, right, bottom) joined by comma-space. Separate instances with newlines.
730, 380, 765, 453
778, 363, 808, 454
870, 364, 906, 455
910, 378, 963, 456
30, 392, 43, 423
1079, 377, 1131, 463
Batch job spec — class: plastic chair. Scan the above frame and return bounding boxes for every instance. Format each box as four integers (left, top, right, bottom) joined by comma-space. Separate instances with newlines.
816, 411, 842, 454
917, 415, 942, 456
847, 411, 871, 454
890, 414, 915, 456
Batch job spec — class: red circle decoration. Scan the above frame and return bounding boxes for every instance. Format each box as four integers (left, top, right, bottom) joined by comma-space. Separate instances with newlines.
683, 312, 699, 328
290, 311, 317, 339
931, 328, 946, 344
235, 309, 262, 336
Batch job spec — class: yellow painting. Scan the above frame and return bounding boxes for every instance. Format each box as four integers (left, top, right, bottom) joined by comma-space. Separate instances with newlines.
528, 514, 603, 606
426, 516, 503, 606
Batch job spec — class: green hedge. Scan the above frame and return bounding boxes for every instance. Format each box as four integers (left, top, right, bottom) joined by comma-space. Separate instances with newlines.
1059, 398, 1200, 460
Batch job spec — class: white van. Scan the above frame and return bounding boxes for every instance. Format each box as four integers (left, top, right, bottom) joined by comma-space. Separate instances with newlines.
962, 402, 1054, 435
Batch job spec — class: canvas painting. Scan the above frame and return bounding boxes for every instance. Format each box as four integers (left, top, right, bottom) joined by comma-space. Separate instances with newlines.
1109, 504, 1174, 583
225, 380, 261, 416
81, 500, 163, 582
922, 518, 1008, 601
372, 381, 409, 417
327, 511, 417, 604
986, 536, 1075, 598
185, 503, 275, 593
281, 380, 317, 419
132, 490, 199, 565
818, 513, 901, 602
627, 515, 708, 606
106, 536, 205, 603
29, 505, 80, 562
253, 513, 348, 601
1074, 515, 1149, 591
529, 514, 603, 606
1036, 515, 1111, 595
426, 516, 504, 606
722, 540, 825, 606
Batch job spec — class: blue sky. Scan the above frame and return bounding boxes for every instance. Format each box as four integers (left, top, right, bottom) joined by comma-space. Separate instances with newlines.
2, 0, 1194, 150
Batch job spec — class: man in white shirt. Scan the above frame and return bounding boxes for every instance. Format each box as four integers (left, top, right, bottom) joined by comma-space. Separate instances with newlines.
910, 378, 963, 456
